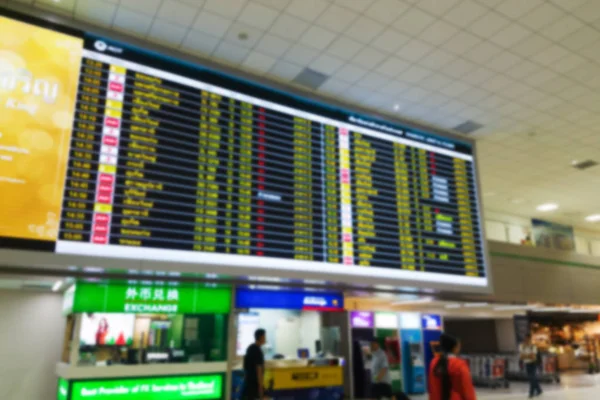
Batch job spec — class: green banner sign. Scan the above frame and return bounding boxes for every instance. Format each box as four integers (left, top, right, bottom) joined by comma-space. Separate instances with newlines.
70, 375, 223, 400
71, 282, 231, 314
58, 378, 69, 400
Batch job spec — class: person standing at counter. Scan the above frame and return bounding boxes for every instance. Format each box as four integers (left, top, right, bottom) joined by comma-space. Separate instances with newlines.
370, 340, 394, 400
242, 329, 266, 400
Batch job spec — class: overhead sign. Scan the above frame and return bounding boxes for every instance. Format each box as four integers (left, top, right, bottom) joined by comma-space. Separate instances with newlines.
58, 378, 69, 400
266, 366, 343, 391
70, 281, 231, 314
235, 289, 343, 311
350, 311, 374, 328
422, 314, 442, 330
70, 375, 223, 400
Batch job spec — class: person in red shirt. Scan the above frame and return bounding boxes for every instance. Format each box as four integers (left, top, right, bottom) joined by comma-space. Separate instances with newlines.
428, 333, 476, 400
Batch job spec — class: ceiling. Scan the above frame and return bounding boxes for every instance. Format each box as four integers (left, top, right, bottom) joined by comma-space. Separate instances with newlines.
5, 0, 600, 230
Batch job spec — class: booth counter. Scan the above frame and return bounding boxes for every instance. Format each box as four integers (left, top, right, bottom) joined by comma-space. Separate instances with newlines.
57, 280, 232, 400
231, 288, 347, 400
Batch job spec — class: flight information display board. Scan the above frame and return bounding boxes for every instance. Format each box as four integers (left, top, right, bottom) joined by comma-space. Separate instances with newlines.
0, 9, 487, 287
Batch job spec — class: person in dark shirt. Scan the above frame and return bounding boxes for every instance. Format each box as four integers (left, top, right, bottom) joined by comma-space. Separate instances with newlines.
242, 328, 266, 400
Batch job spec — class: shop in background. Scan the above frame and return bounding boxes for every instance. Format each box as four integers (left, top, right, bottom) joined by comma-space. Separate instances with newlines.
232, 288, 347, 400
58, 280, 231, 400
350, 311, 442, 397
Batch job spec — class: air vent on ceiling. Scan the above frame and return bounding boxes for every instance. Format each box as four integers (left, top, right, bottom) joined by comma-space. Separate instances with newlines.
453, 120, 484, 134
292, 68, 329, 90
572, 160, 598, 170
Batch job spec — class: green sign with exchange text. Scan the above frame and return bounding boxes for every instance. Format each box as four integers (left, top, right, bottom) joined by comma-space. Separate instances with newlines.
71, 281, 231, 314
58, 378, 69, 400
70, 375, 223, 400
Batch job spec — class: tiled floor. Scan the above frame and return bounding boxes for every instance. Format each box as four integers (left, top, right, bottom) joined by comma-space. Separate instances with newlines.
408, 373, 600, 400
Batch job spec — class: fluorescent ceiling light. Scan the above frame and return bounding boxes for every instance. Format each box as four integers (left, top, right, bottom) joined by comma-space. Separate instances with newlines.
445, 304, 461, 309
536, 203, 558, 212
52, 280, 63, 292
464, 302, 489, 308
585, 214, 600, 222
494, 305, 530, 311
392, 297, 433, 305
536, 307, 567, 312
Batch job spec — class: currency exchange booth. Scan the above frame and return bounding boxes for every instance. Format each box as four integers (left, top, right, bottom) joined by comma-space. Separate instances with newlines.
0, 6, 490, 400
58, 280, 231, 400
232, 288, 347, 400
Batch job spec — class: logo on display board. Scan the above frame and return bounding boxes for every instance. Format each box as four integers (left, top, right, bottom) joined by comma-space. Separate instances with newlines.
94, 40, 107, 52
351, 311, 374, 328
422, 314, 442, 330
303, 296, 328, 307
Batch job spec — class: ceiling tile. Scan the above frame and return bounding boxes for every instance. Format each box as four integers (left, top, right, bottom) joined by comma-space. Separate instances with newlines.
181, 30, 221, 56
282, 43, 319, 65
212, 40, 250, 65
549, 0, 588, 11
310, 53, 345, 75
421, 92, 452, 107
268, 60, 303, 81
327, 35, 364, 60
442, 31, 482, 55
237, 2, 279, 30
316, 4, 359, 33
156, 0, 200, 26
443, 58, 477, 79
255, 34, 292, 57
505, 59, 541, 79
401, 86, 432, 102
539, 15, 584, 41
417, 0, 461, 16
519, 2, 563, 30
119, 0, 162, 15
193, 10, 233, 37
147, 19, 188, 46
463, 66, 496, 85
74, 0, 117, 27
335, 0, 375, 13
463, 40, 502, 63
113, 7, 153, 37
490, 23, 531, 48
443, 0, 488, 26
286, 0, 329, 22
364, 0, 411, 25
419, 19, 460, 46
378, 80, 410, 95
375, 56, 411, 77
36, 0, 76, 15
531, 45, 570, 66
527, 69, 557, 87
487, 51, 521, 72
418, 49, 456, 70
495, 0, 543, 19
560, 26, 600, 51
572, 0, 600, 23
269, 14, 309, 40
511, 34, 552, 58
242, 50, 277, 74
352, 47, 387, 69
397, 65, 434, 83
468, 11, 511, 38
336, 64, 369, 83
357, 71, 389, 90
344, 16, 385, 44
224, 21, 264, 49
550, 53, 587, 74
371, 29, 411, 54
393, 7, 436, 35
203, 0, 245, 18
254, 0, 291, 11
398, 38, 435, 62
318, 77, 352, 96
299, 25, 337, 50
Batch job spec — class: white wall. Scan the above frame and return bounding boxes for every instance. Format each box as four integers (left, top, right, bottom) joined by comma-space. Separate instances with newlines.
0, 289, 65, 400
495, 318, 517, 353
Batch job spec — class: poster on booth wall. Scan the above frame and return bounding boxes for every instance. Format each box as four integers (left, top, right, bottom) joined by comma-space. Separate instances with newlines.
531, 218, 575, 251
0, 15, 82, 242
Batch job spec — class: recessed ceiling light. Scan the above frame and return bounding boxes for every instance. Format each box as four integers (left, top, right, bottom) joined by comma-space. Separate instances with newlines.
445, 304, 461, 309
52, 280, 63, 292
585, 214, 600, 222
393, 104, 400, 111
510, 198, 525, 204
571, 160, 578, 165
536, 203, 558, 212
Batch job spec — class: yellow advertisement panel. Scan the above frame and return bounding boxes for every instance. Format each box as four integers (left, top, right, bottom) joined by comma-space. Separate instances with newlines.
0, 16, 82, 241
265, 366, 343, 391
